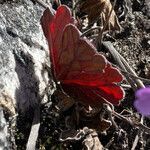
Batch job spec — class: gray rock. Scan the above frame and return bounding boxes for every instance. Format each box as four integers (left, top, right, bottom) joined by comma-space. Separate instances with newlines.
0, 0, 53, 113
0, 107, 9, 150
0, 0, 55, 148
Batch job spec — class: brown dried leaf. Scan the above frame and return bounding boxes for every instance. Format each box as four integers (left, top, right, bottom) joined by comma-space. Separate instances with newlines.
79, 107, 112, 132
82, 127, 103, 150
54, 90, 75, 111
80, 0, 121, 31
60, 127, 104, 150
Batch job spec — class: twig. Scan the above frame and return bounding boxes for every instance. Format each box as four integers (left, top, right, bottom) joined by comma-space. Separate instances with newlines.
103, 104, 150, 134
104, 104, 118, 129
72, 0, 76, 18
103, 41, 145, 89
26, 106, 40, 150
72, 0, 82, 10
112, 63, 150, 83
105, 137, 114, 149
117, 51, 145, 88
131, 115, 144, 150
115, 112, 150, 133
81, 26, 102, 37
57, 0, 62, 6
120, 69, 150, 83
102, 41, 137, 90
131, 132, 140, 150
121, 84, 131, 88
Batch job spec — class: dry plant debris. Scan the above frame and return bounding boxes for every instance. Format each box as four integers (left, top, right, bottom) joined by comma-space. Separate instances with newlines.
79, 0, 121, 31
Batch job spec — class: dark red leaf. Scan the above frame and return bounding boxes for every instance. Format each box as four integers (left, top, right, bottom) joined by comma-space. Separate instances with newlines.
41, 5, 124, 107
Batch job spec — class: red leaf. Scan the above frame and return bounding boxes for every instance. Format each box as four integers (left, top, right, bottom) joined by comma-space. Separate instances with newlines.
41, 5, 124, 107
41, 6, 75, 76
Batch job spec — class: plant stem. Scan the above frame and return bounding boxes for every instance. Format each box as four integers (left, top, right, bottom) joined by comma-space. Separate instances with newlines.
81, 27, 102, 37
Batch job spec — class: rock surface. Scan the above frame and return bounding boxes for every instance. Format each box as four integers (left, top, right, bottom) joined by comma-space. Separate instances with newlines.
0, 107, 10, 149
0, 0, 53, 113
0, 0, 53, 148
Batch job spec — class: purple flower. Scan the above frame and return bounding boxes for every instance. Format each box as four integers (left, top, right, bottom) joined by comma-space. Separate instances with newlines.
134, 87, 150, 116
